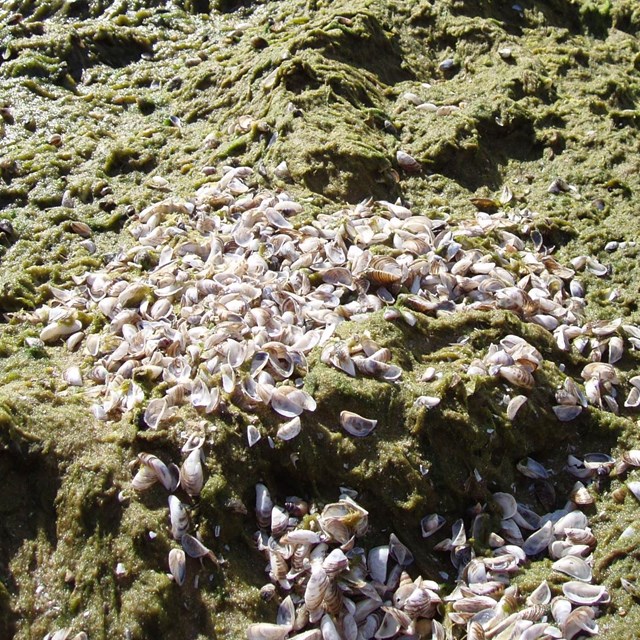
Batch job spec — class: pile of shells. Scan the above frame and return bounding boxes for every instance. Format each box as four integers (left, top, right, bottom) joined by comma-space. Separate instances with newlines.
249, 484, 444, 640
129, 437, 218, 586
250, 455, 614, 640
19, 164, 640, 445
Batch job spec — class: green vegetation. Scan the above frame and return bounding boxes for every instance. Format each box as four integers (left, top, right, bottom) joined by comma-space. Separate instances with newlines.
1, 0, 640, 638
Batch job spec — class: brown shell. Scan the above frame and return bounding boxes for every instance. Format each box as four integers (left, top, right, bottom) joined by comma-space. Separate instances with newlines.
396, 150, 422, 173
499, 365, 534, 389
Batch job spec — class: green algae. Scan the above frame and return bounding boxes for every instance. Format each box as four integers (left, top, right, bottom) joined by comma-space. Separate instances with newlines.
2, 0, 640, 638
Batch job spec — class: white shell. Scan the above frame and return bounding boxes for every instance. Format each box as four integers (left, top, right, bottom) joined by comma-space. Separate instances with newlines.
551, 596, 573, 625
552, 556, 592, 582
247, 424, 261, 447
368, 545, 389, 583
246, 623, 291, 640
276, 416, 301, 441
522, 521, 554, 556
64, 366, 83, 386
527, 580, 551, 605
421, 514, 446, 538
492, 492, 518, 519
562, 581, 609, 605
168, 548, 186, 586
507, 395, 528, 420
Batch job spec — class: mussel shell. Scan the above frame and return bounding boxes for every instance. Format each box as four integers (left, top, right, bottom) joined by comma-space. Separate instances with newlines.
181, 533, 217, 564
389, 533, 414, 566
507, 395, 528, 420
553, 405, 583, 421
492, 492, 518, 519
180, 448, 204, 497
552, 556, 592, 582
562, 581, 609, 605
304, 565, 329, 611
522, 521, 554, 556
421, 514, 446, 538
255, 483, 274, 530
499, 365, 534, 389
516, 457, 549, 480
276, 416, 301, 441
168, 548, 186, 586
340, 410, 377, 437
246, 623, 291, 640
562, 606, 598, 640
168, 495, 190, 540
527, 580, 551, 606
137, 453, 177, 492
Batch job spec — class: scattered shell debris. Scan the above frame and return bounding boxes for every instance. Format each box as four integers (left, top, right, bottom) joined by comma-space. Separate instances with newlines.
19, 163, 640, 638
22, 165, 640, 442
129, 442, 219, 587
249, 453, 624, 640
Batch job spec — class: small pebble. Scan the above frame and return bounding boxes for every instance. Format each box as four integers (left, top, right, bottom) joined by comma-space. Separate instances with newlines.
439, 58, 455, 71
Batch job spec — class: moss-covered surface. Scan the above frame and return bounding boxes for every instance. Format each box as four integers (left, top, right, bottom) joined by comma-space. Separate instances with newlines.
2, 0, 640, 638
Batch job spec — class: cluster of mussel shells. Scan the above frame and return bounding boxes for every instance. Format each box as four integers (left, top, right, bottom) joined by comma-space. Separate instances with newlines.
564, 447, 640, 507
249, 483, 445, 640
23, 163, 640, 446
467, 329, 639, 424
250, 465, 614, 640
467, 334, 542, 399
130, 435, 218, 586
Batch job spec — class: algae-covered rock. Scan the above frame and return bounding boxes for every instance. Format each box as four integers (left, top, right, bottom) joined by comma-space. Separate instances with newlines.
2, 0, 640, 638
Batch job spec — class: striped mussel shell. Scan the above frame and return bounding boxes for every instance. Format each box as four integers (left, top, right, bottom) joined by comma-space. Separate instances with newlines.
404, 587, 440, 619
498, 365, 535, 389
180, 447, 204, 497
168, 495, 190, 540
396, 149, 422, 173
133, 453, 179, 492
304, 565, 329, 612
353, 355, 402, 381
270, 386, 316, 418
622, 449, 640, 467
363, 255, 404, 285
255, 483, 274, 530
271, 505, 289, 538
322, 548, 349, 576
506, 395, 528, 420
